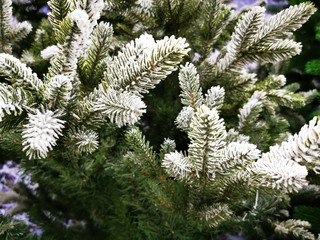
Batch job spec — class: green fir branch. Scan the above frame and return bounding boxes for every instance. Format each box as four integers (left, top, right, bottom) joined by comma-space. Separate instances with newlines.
0, 83, 33, 121
125, 127, 158, 168
0, 53, 43, 93
198, 0, 232, 55
48, 0, 71, 30
47, 10, 91, 79
7, 22, 32, 44
78, 22, 113, 89
0, 0, 12, 52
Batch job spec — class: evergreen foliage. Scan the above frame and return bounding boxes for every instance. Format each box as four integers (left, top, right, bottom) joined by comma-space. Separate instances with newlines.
284, 0, 320, 233
286, 0, 320, 119
0, 0, 32, 53
0, 0, 319, 239
0, 215, 37, 240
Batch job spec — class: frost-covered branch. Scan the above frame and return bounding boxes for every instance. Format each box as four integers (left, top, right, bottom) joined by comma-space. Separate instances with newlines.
0, 0, 32, 53
105, 34, 190, 96
214, 3, 316, 77
22, 109, 65, 159
93, 87, 146, 127
0, 53, 43, 92
178, 62, 203, 109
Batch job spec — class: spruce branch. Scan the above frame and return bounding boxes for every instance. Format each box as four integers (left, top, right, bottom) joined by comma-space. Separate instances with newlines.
267, 89, 305, 109
256, 2, 317, 43
125, 127, 157, 165
178, 62, 203, 109
220, 141, 261, 171
70, 0, 105, 29
154, 0, 199, 25
41, 45, 60, 60
197, 203, 233, 228
129, 0, 156, 34
0, 53, 43, 93
247, 39, 302, 64
70, 89, 103, 127
214, 170, 254, 200
229, 6, 265, 52
226, 128, 250, 143
47, 9, 91, 79
199, 0, 232, 54
79, 22, 113, 88
0, 83, 31, 121
0, 0, 318, 237
238, 90, 266, 130
148, 34, 190, 83
48, 0, 71, 30
298, 89, 318, 105
215, 6, 265, 75
162, 151, 193, 181
0, 0, 12, 52
105, 34, 190, 96
93, 87, 146, 127
254, 74, 287, 91
217, 72, 257, 100
43, 74, 73, 110
160, 138, 176, 155
7, 21, 33, 44
274, 219, 315, 240
212, 142, 261, 199
163, 41, 320, 230
104, 33, 157, 94
0, 0, 32, 53
22, 109, 65, 159
66, 127, 99, 154
260, 117, 320, 173
20, 50, 36, 66
177, 0, 202, 22
204, 85, 225, 110
188, 105, 227, 180
253, 156, 308, 193
175, 106, 195, 131
136, 0, 154, 12
214, 3, 316, 77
